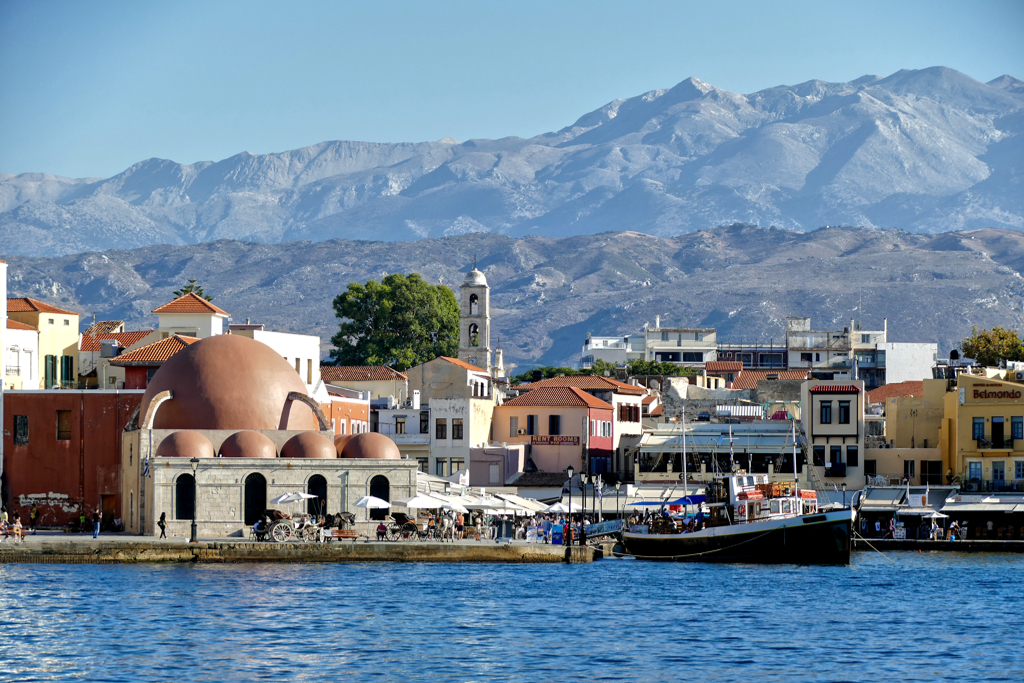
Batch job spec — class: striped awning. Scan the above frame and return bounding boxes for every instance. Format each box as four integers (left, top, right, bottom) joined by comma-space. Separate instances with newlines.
810, 385, 861, 393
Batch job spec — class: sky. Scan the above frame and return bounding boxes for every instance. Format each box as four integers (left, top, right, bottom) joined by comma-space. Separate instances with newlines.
1, 0, 1022, 179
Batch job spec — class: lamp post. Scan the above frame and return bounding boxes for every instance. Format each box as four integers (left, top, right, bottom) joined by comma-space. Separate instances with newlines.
566, 465, 574, 545
189, 457, 199, 544
842, 482, 847, 508
615, 481, 621, 520
579, 473, 589, 546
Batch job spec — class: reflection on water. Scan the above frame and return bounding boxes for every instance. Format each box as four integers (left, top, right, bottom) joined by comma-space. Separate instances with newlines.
1, 553, 1022, 682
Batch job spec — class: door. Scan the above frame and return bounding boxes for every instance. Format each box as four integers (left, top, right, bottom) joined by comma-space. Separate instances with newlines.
244, 473, 267, 525
101, 495, 116, 530
992, 461, 1006, 487
992, 417, 1005, 448
307, 475, 327, 516
368, 475, 389, 521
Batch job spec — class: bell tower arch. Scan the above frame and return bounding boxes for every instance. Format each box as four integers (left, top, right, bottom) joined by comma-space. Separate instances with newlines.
459, 266, 490, 372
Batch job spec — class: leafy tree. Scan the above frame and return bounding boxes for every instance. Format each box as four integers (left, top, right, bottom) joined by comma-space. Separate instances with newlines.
959, 326, 1024, 367
329, 273, 459, 371
587, 359, 620, 377
626, 359, 699, 377
173, 278, 213, 301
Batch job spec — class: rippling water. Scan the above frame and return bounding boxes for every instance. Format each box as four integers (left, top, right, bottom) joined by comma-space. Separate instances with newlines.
1, 552, 1022, 682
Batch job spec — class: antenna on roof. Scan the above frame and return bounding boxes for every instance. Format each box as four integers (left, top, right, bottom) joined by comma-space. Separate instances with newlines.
473, 254, 477, 270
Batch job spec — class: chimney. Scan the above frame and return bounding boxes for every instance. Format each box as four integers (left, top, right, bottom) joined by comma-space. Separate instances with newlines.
655, 315, 661, 329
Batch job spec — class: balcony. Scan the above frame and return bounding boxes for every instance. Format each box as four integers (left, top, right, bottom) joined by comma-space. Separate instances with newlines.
959, 477, 1024, 493
975, 438, 1015, 451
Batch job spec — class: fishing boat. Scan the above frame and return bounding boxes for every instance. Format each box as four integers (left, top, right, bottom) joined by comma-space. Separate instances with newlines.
621, 474, 853, 564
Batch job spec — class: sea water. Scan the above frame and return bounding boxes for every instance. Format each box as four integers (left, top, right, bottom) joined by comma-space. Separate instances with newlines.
0, 552, 1021, 682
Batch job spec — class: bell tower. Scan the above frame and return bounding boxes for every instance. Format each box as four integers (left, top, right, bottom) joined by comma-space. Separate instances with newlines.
458, 265, 491, 372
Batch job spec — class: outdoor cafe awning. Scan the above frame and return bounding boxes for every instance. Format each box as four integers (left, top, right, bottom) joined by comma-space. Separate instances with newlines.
941, 503, 1018, 513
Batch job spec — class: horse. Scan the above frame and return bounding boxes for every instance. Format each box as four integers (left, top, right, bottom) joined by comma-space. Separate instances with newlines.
436, 508, 457, 542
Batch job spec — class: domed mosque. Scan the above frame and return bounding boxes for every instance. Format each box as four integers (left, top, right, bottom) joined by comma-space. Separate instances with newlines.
122, 334, 416, 539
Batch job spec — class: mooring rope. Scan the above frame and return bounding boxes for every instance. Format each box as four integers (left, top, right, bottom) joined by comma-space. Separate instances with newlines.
852, 532, 897, 563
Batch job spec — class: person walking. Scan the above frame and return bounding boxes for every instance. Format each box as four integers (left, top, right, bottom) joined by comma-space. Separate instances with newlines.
92, 510, 102, 539
30, 505, 39, 534
158, 512, 167, 539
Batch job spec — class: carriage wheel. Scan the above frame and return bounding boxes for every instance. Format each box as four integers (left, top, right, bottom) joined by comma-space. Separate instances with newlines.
270, 522, 291, 543
385, 524, 401, 541
301, 526, 319, 543
404, 523, 419, 541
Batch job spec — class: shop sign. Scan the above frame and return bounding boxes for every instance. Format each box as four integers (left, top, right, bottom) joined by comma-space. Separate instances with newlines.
969, 383, 1022, 401
531, 435, 580, 445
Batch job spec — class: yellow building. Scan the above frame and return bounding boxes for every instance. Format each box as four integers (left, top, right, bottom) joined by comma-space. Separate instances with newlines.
6, 297, 80, 388
942, 373, 1024, 491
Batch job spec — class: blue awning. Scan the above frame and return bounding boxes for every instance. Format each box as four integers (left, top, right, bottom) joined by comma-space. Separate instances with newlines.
667, 495, 706, 506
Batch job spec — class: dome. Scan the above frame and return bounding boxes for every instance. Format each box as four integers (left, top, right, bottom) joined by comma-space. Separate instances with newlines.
282, 432, 337, 459
219, 431, 277, 459
139, 335, 319, 431
155, 431, 215, 459
463, 268, 487, 287
341, 432, 401, 460
334, 434, 354, 457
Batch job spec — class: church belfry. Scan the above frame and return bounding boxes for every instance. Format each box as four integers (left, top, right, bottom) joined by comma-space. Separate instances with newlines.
458, 266, 491, 372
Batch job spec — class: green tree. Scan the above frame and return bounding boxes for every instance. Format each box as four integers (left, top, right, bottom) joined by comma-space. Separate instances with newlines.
329, 273, 460, 371
626, 359, 699, 377
959, 326, 1024, 367
173, 278, 213, 301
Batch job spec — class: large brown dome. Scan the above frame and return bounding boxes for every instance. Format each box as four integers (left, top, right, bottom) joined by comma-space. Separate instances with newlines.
341, 432, 401, 460
334, 434, 354, 457
219, 431, 277, 459
156, 431, 215, 459
139, 335, 319, 431
282, 432, 336, 459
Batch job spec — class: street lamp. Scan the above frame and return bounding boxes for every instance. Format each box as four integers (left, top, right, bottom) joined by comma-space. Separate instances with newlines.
565, 465, 574, 545
842, 482, 847, 508
189, 457, 199, 544
615, 481, 621, 521
579, 473, 589, 546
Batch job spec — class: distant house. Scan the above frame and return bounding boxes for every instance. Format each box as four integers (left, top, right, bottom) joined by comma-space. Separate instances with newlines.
6, 297, 80, 388
109, 334, 201, 389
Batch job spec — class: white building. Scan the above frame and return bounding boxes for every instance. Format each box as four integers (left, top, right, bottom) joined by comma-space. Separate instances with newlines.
878, 342, 939, 384
230, 323, 321, 395
4, 318, 39, 391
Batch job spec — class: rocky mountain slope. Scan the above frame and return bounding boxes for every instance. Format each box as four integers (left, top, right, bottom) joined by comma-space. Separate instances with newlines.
2, 68, 1022, 256
5, 226, 1024, 368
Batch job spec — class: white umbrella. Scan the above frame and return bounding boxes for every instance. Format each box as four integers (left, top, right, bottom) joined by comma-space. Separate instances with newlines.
354, 495, 391, 509
394, 494, 447, 508
270, 492, 317, 505
544, 502, 581, 513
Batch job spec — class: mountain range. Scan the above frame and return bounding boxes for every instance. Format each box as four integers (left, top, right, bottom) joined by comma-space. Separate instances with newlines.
2, 67, 1023, 257
4, 226, 1024, 368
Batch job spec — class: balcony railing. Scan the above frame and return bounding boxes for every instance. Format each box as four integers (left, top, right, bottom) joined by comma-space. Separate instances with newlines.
975, 438, 1016, 450
865, 473, 946, 487
958, 477, 1024, 493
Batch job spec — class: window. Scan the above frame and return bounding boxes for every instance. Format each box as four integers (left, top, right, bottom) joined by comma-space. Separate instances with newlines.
813, 446, 825, 466
968, 461, 982, 481
829, 445, 842, 464
417, 458, 428, 473
801, 353, 812, 363
548, 414, 561, 436
838, 401, 850, 424
339, 421, 346, 435
526, 415, 537, 436
56, 410, 72, 441
815, 353, 820, 362
420, 411, 429, 434
469, 293, 479, 315
14, 415, 29, 445
44, 354, 57, 388
452, 418, 464, 440
904, 459, 915, 479
489, 464, 501, 484
864, 459, 876, 476
819, 401, 832, 424
295, 358, 301, 375
1013, 417, 1023, 441
307, 359, 313, 385
861, 334, 870, 344
510, 416, 519, 436
846, 445, 859, 467
1015, 461, 1024, 480
973, 417, 985, 441
682, 352, 701, 362
395, 417, 406, 435
435, 418, 447, 440
175, 474, 195, 520
469, 323, 479, 347
661, 331, 669, 341
451, 458, 464, 473
435, 459, 447, 477
48, 318, 54, 325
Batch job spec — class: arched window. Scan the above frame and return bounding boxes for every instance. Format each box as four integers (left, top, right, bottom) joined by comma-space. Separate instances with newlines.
369, 475, 390, 521
175, 474, 195, 521
244, 473, 267, 525
469, 293, 479, 315
469, 323, 479, 347
307, 474, 328, 516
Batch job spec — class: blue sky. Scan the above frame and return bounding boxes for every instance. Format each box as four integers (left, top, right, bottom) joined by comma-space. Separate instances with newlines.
1, 0, 1022, 179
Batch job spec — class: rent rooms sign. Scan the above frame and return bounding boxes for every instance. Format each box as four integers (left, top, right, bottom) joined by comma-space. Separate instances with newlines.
531, 436, 580, 445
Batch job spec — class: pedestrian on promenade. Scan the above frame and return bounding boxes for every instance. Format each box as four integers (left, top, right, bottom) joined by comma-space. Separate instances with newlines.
888, 517, 895, 539
12, 514, 24, 542
30, 505, 39, 534
93, 510, 102, 539
874, 519, 881, 537
158, 512, 167, 539
0, 507, 7, 525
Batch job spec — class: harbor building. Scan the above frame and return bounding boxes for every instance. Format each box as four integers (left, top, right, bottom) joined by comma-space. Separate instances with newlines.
801, 379, 867, 488
6, 297, 80, 389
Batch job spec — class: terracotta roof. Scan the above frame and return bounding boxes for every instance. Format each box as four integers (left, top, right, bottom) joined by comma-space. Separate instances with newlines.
6, 319, 37, 331
320, 365, 408, 382
84, 320, 124, 336
705, 361, 743, 374
439, 356, 488, 373
109, 334, 201, 366
152, 292, 229, 316
731, 369, 811, 390
642, 395, 657, 405
80, 330, 154, 352
516, 375, 646, 395
649, 405, 664, 417
6, 297, 79, 315
809, 384, 861, 394
502, 386, 613, 409
867, 381, 924, 404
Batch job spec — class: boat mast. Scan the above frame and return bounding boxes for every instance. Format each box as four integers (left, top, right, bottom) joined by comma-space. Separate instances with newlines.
681, 412, 687, 498
792, 420, 799, 498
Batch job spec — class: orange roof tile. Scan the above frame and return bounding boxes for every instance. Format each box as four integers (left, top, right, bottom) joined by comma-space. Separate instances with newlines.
320, 365, 409, 382
731, 369, 811, 390
642, 395, 657, 405
502, 386, 613, 409
649, 404, 664, 417
80, 330, 154, 352
109, 334, 200, 366
152, 292, 229, 316
705, 361, 743, 374
867, 381, 924, 404
518, 374, 646, 395
439, 356, 488, 373
84, 320, 124, 336
6, 319, 37, 331
6, 297, 79, 315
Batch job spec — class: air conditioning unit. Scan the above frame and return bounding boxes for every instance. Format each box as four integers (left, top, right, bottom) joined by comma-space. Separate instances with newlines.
518, 429, 526, 435
1015, 371, 1024, 381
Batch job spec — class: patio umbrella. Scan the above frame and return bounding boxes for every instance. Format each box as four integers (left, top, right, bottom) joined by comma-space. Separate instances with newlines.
354, 495, 391, 509
270, 492, 317, 505
394, 494, 446, 508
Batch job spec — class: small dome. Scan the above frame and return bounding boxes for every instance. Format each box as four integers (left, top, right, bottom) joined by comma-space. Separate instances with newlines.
334, 434, 354, 457
156, 431, 215, 459
219, 431, 277, 459
463, 268, 487, 287
341, 432, 401, 460
282, 432, 337, 459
